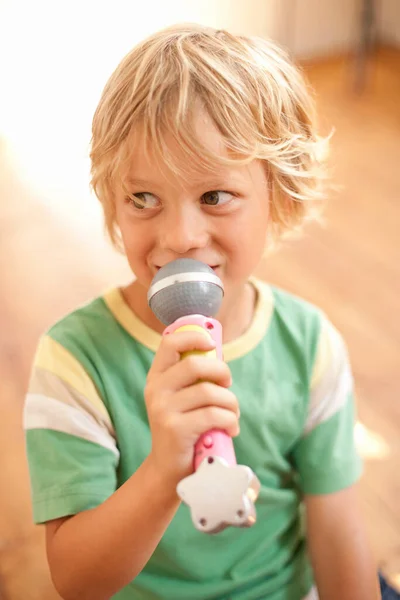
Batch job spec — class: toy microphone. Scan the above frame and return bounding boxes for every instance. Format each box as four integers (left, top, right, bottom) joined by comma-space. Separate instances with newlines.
148, 258, 260, 534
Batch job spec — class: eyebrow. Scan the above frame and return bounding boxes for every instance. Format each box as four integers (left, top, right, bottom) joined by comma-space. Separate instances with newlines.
126, 178, 157, 188
126, 174, 249, 190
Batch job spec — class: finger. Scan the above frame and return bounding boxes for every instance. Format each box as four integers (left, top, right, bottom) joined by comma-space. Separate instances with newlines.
150, 330, 216, 375
183, 406, 240, 439
170, 383, 240, 416
161, 356, 232, 392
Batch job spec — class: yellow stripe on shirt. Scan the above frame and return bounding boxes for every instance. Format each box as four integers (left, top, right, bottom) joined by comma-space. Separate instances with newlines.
29, 367, 115, 434
34, 335, 110, 421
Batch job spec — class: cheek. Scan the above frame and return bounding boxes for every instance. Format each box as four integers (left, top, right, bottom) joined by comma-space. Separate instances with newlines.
223, 204, 269, 263
116, 210, 153, 260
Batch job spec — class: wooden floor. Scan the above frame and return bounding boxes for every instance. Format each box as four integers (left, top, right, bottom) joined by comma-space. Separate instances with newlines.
0, 48, 399, 598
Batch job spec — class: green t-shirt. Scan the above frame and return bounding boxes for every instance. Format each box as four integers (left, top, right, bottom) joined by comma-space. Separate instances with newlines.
24, 279, 362, 600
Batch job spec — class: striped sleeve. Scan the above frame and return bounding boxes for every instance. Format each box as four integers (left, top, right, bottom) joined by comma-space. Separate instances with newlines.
292, 316, 362, 495
24, 335, 119, 524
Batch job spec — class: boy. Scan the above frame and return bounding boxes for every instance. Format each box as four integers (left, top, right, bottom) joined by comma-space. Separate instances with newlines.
24, 24, 380, 600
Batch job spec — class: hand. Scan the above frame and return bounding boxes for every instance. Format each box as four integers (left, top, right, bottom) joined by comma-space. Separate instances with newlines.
145, 330, 240, 487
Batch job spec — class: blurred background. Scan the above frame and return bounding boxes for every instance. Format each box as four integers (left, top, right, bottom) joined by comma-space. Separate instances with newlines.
0, 1, 399, 598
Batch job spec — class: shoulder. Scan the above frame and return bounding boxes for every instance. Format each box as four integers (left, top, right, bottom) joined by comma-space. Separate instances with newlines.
254, 279, 325, 361
41, 291, 128, 370
31, 291, 124, 404
47, 294, 114, 348
268, 283, 324, 328
25, 296, 120, 523
271, 285, 347, 365
25, 296, 120, 526
253, 279, 349, 381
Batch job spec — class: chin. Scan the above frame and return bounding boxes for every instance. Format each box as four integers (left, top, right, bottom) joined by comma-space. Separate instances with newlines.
212, 265, 222, 277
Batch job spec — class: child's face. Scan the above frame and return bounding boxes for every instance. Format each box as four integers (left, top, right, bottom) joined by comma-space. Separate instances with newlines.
115, 109, 270, 299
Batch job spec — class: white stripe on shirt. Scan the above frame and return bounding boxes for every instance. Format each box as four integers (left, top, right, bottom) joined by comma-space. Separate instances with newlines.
24, 393, 120, 458
305, 316, 353, 436
303, 586, 319, 600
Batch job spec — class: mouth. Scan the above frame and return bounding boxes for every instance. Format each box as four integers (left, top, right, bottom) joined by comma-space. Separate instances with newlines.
154, 263, 221, 273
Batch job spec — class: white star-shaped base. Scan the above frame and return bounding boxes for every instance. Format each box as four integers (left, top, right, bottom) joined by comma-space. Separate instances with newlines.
177, 456, 260, 534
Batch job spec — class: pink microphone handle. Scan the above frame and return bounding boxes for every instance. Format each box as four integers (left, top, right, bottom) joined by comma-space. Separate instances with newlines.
163, 315, 237, 471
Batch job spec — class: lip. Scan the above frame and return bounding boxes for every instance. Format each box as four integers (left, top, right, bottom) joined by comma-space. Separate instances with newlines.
154, 263, 221, 271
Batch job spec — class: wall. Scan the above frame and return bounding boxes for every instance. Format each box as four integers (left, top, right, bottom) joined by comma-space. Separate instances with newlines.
0, 0, 398, 242
379, 0, 400, 47
0, 0, 286, 236
287, 0, 359, 59
287, 0, 400, 59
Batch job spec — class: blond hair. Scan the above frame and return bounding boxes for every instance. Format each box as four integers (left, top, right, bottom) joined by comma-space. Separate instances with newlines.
90, 23, 329, 250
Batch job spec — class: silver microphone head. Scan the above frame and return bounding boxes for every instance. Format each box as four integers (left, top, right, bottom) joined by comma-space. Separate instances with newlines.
147, 258, 224, 326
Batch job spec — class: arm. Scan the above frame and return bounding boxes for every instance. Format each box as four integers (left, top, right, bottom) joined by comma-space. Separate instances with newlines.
305, 485, 380, 600
45, 330, 239, 600
46, 456, 180, 600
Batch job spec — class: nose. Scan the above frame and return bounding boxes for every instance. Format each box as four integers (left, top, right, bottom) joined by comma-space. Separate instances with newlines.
158, 204, 209, 254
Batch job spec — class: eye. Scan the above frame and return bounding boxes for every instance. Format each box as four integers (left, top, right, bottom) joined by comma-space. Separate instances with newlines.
128, 192, 160, 210
200, 191, 233, 206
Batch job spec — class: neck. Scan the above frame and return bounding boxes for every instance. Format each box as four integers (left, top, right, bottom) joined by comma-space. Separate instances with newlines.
122, 278, 256, 344
216, 280, 256, 343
